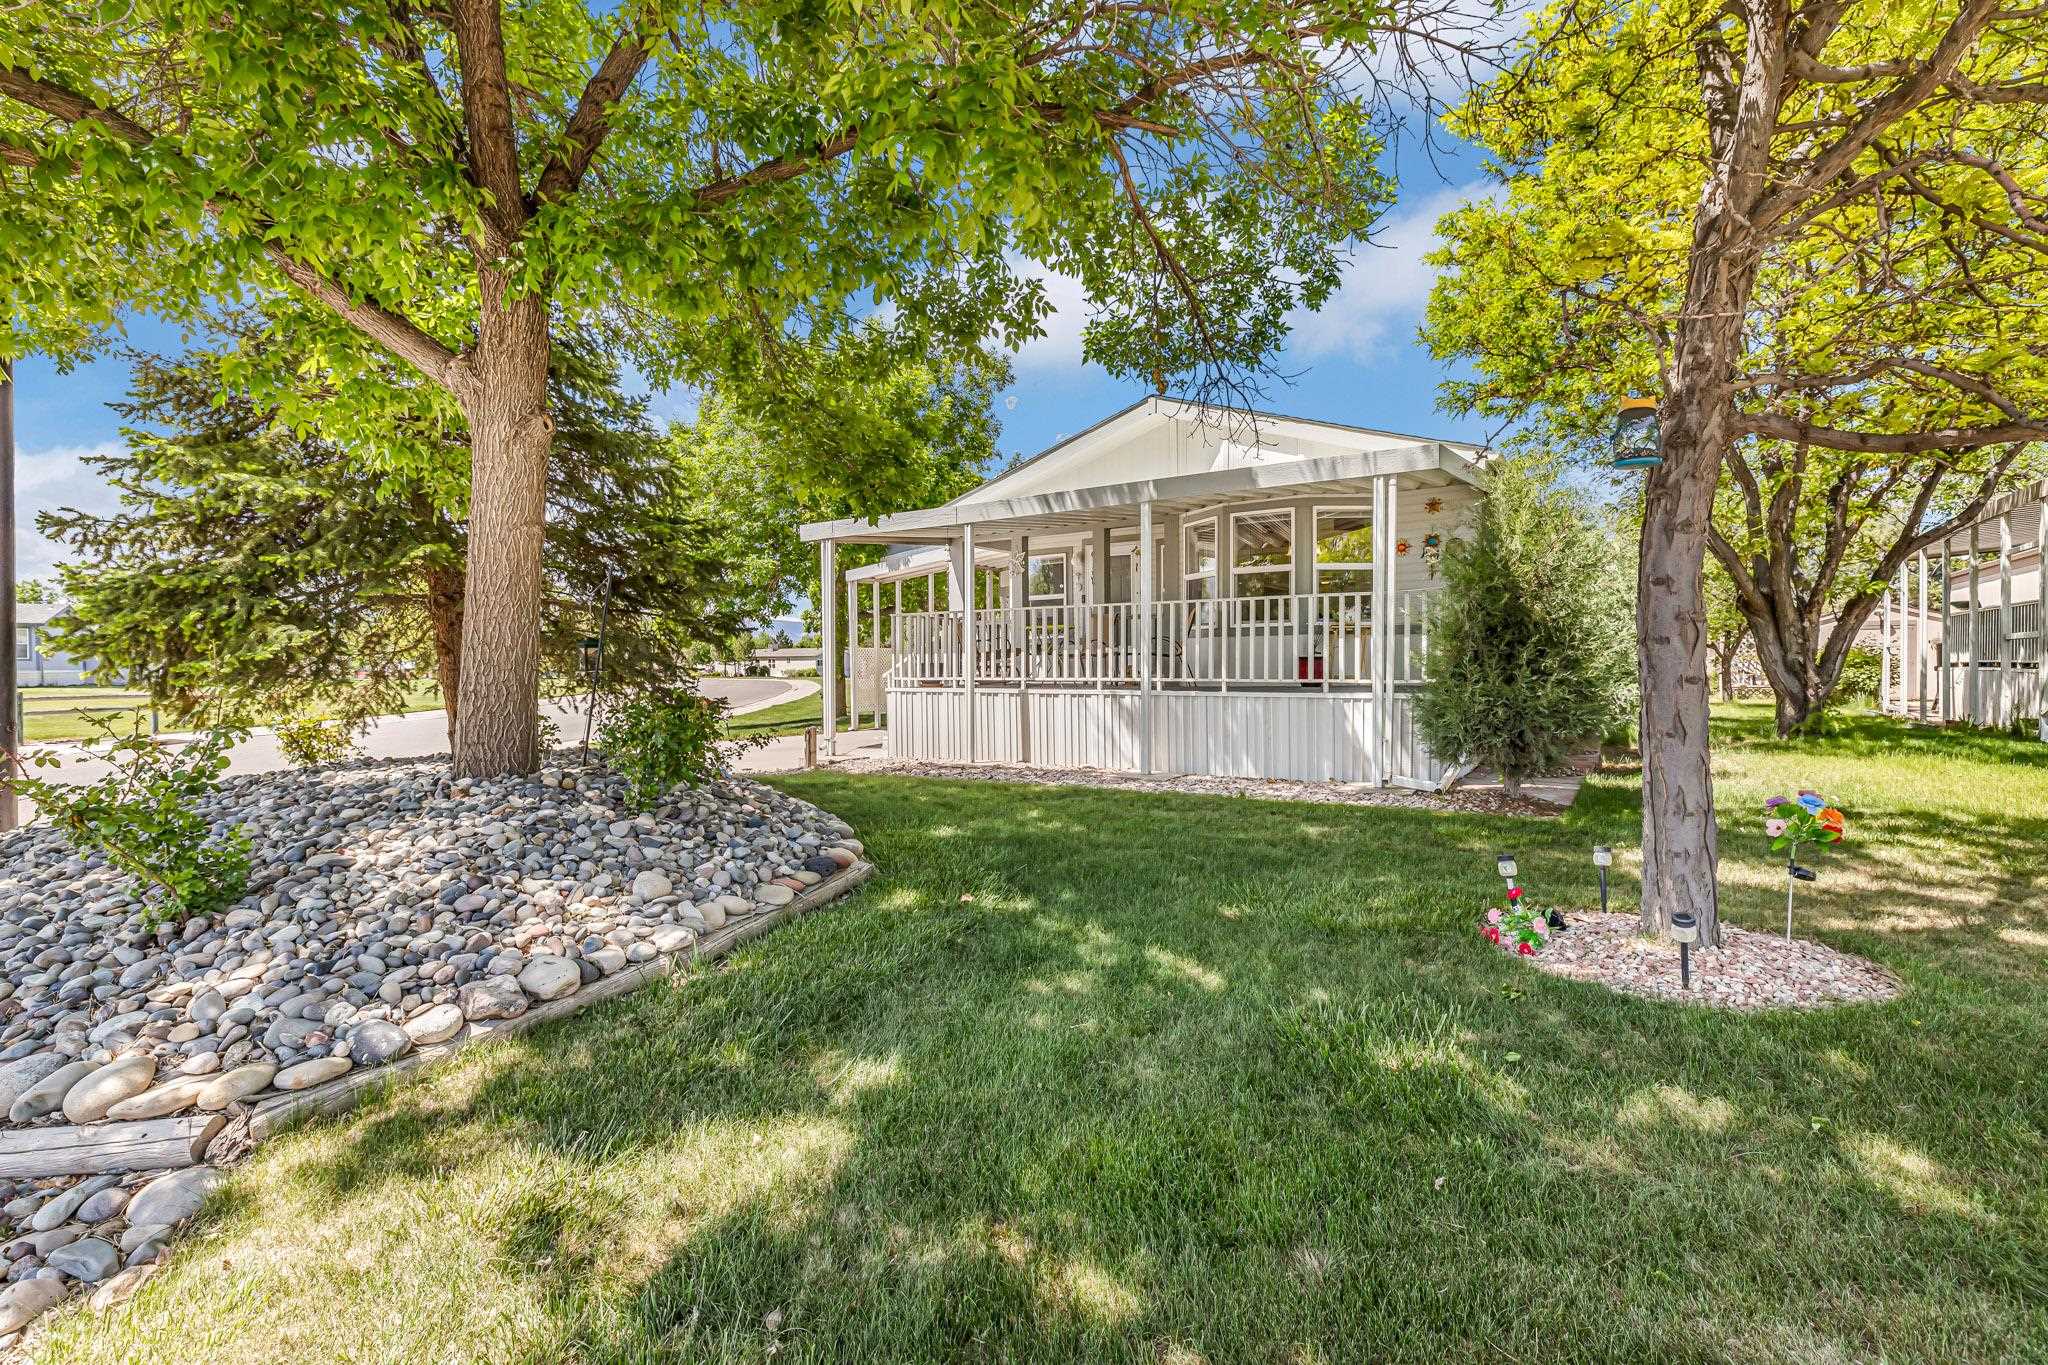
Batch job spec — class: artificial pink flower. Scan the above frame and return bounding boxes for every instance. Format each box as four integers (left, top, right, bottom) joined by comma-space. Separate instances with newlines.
1487, 908, 1503, 924
1507, 886, 1523, 902
1533, 917, 1550, 936
1484, 926, 1501, 945
1765, 818, 1787, 838
1517, 941, 1535, 956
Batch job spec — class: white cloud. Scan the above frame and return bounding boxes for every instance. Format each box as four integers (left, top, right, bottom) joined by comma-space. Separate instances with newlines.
1287, 183, 1492, 365
13, 442, 125, 583
1006, 261, 1093, 374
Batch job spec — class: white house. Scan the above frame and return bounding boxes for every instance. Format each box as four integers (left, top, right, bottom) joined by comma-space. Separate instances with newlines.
752, 646, 822, 677
801, 397, 1488, 788
1872, 476, 2044, 737
13, 602, 99, 687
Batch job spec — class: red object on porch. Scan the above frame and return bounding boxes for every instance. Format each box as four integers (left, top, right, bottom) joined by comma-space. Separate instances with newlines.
1297, 656, 1324, 681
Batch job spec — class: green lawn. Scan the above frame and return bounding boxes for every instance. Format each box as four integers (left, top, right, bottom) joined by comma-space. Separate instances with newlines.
35, 706, 2047, 1362
725, 690, 824, 739
17, 682, 447, 743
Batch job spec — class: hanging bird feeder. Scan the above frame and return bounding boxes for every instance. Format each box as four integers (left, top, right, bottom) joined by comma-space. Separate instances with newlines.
1612, 396, 1663, 469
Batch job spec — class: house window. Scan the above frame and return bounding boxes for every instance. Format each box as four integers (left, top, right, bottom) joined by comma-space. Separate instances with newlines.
1182, 519, 1217, 600
1232, 510, 1294, 598
13, 628, 28, 662
1315, 506, 1373, 595
1026, 553, 1068, 606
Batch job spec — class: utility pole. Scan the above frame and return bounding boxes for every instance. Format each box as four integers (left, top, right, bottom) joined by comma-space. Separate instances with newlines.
1, 358, 17, 831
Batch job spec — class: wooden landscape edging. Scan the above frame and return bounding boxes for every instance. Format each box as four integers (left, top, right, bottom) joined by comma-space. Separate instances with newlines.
0, 1114, 224, 1180
248, 859, 876, 1142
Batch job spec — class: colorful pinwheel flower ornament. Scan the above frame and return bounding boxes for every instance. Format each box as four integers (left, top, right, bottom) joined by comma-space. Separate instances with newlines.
1766, 791, 1846, 938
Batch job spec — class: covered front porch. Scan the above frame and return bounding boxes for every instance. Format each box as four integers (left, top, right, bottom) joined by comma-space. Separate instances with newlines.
803, 437, 1483, 788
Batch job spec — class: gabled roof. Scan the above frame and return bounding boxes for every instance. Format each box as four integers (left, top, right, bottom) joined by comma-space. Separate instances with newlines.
954, 395, 1486, 507
14, 602, 65, 627
804, 439, 1478, 547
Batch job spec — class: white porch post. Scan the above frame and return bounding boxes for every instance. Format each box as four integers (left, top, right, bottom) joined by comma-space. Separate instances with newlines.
1967, 522, 1981, 724
1374, 474, 1397, 784
1138, 499, 1155, 774
1999, 511, 2014, 727
820, 538, 837, 757
1940, 540, 1953, 720
962, 523, 977, 763
846, 570, 861, 732
1881, 581, 1893, 711
1916, 548, 1929, 719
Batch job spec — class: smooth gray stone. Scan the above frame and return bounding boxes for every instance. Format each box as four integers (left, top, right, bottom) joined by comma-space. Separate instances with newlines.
8, 1059, 97, 1124
46, 1237, 119, 1283
124, 1167, 223, 1229
0, 1054, 68, 1113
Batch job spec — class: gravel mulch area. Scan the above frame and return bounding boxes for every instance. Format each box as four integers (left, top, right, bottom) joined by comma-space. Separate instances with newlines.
1496, 910, 1903, 1010
831, 757, 1562, 816
0, 754, 865, 1342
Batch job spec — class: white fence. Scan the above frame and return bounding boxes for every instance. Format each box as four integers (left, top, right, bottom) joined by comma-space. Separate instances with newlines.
885, 684, 1453, 787
891, 591, 1434, 690
1931, 601, 2044, 729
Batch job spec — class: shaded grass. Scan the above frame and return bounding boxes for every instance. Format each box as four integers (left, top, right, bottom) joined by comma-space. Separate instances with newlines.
32, 707, 2048, 1362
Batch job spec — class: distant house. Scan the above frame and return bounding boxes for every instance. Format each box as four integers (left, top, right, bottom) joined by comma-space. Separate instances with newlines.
751, 646, 821, 677
13, 602, 102, 687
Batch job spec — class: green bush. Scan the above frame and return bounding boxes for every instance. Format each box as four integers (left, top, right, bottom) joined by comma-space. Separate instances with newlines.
16, 721, 253, 927
1832, 645, 1883, 704
597, 686, 743, 810
1412, 457, 1636, 797
273, 715, 359, 768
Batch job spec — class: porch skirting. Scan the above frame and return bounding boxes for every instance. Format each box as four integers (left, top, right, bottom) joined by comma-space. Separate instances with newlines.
885, 685, 1454, 788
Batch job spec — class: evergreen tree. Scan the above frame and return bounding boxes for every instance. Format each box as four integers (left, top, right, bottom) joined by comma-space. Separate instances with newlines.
1413, 461, 1634, 798
41, 345, 745, 746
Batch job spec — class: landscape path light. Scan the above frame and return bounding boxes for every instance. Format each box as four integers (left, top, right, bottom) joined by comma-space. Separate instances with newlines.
1592, 845, 1613, 915
1669, 910, 1699, 991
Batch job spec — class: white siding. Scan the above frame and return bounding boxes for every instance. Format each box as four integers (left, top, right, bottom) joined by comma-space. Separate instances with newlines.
884, 686, 1455, 787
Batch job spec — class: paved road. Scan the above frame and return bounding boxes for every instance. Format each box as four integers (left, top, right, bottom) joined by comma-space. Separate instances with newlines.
16, 676, 817, 798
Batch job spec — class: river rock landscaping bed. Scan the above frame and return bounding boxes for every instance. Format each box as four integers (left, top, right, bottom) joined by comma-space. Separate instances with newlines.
1497, 910, 1902, 1009
0, 754, 868, 1343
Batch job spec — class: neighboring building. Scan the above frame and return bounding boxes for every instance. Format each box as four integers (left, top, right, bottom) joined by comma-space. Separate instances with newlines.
13, 602, 103, 687
1873, 477, 2044, 737
803, 396, 1487, 788
752, 646, 821, 677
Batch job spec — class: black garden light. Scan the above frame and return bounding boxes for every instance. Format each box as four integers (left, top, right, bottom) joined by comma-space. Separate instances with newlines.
1669, 910, 1699, 990
1612, 396, 1663, 470
1592, 845, 1613, 915
579, 570, 617, 761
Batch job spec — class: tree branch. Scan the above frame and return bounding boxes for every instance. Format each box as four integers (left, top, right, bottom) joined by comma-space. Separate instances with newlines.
528, 8, 661, 208
0, 63, 466, 391
446, 0, 529, 239
1755, 0, 2000, 232
1738, 411, 2048, 452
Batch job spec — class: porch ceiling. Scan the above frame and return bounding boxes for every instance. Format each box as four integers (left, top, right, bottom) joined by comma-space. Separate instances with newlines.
800, 441, 1479, 548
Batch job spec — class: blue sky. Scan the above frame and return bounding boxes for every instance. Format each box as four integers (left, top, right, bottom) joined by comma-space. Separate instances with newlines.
7, 137, 1493, 586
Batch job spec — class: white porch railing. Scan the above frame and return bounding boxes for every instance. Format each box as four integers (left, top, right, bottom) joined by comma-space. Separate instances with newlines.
890, 592, 1434, 689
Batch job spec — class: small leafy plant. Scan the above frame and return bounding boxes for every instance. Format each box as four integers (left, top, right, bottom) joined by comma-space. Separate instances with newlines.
597, 685, 757, 810
273, 715, 359, 768
1480, 884, 1552, 957
16, 718, 253, 926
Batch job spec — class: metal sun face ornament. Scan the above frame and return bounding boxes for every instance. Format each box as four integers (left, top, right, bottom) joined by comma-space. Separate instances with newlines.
1612, 397, 1663, 470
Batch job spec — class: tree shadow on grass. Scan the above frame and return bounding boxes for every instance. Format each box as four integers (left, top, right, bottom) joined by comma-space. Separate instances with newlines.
36, 759, 2045, 1364
131, 771, 2035, 1365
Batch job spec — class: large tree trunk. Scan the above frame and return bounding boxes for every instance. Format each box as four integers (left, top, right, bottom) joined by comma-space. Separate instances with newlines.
1636, 411, 1724, 944
452, 272, 553, 777
423, 563, 466, 752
